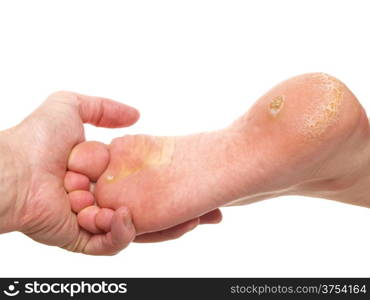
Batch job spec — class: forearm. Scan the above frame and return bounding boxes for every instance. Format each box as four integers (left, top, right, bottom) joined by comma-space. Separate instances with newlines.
0, 130, 21, 233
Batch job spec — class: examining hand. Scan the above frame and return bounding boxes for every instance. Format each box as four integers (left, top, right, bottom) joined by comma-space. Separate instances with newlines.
0, 91, 141, 255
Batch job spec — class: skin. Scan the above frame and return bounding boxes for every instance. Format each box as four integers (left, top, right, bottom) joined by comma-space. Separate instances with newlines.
0, 91, 218, 256
67, 73, 370, 237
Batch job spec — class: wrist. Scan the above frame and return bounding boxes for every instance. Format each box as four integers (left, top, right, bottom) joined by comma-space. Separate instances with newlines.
0, 128, 27, 233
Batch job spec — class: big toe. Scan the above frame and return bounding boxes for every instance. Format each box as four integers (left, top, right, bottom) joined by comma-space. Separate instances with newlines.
68, 141, 110, 182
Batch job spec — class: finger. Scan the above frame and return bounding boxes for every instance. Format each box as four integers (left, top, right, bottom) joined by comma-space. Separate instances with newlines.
76, 93, 140, 128
134, 218, 200, 243
64, 171, 90, 192
77, 206, 102, 234
83, 207, 136, 256
199, 209, 223, 224
68, 141, 110, 182
69, 191, 95, 214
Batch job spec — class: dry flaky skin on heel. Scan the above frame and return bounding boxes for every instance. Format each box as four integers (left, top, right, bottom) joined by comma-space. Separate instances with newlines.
301, 73, 346, 138
242, 72, 361, 142
68, 72, 370, 235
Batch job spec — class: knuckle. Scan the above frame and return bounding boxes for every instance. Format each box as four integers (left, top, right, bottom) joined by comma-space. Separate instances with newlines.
47, 90, 77, 102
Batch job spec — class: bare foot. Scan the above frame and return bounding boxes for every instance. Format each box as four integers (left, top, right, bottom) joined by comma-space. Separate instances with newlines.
67, 73, 370, 235
64, 145, 222, 242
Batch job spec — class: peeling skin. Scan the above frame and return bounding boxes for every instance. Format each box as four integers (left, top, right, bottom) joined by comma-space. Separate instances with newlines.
269, 96, 285, 117
105, 136, 176, 183
302, 73, 344, 139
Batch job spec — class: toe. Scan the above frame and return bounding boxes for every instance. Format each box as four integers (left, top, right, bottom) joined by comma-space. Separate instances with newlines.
69, 190, 95, 213
68, 141, 110, 182
77, 206, 102, 234
64, 171, 90, 192
82, 207, 136, 256
95, 208, 115, 232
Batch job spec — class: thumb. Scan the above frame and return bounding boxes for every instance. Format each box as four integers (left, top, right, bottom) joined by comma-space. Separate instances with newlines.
76, 93, 140, 128
46, 91, 140, 128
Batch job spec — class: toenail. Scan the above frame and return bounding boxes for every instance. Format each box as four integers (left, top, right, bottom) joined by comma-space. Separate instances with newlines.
106, 175, 115, 181
269, 96, 284, 116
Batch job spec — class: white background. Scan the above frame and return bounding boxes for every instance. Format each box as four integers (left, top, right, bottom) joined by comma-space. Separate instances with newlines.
1, 0, 370, 277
